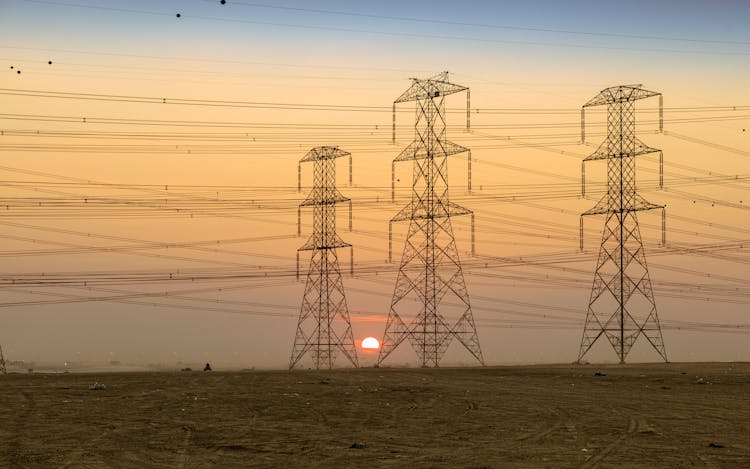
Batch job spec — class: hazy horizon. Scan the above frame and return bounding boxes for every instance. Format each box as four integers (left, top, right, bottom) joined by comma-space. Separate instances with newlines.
1, 0, 749, 370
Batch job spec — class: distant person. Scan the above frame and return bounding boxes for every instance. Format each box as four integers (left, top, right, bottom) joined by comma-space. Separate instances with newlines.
203, 362, 212, 372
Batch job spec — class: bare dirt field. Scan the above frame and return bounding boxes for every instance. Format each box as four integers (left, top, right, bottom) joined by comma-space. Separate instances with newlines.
1, 362, 749, 467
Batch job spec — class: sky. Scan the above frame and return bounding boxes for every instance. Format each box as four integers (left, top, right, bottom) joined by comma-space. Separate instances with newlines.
0, 0, 749, 369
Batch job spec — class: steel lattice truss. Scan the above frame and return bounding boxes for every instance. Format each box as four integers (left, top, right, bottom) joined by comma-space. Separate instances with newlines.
579, 85, 667, 364
378, 72, 484, 367
289, 146, 359, 370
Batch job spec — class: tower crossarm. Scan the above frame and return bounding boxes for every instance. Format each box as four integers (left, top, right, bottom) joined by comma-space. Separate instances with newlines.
393, 139, 469, 163
390, 201, 473, 223
297, 236, 351, 251
299, 191, 350, 207
299, 146, 351, 162
298, 146, 353, 192
582, 194, 664, 217
394, 71, 468, 103
583, 85, 661, 108
584, 137, 660, 161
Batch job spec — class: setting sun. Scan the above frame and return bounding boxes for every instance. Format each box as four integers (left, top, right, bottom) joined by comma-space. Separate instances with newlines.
361, 337, 380, 350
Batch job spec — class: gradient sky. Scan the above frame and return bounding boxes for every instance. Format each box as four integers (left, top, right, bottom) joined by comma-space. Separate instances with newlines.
0, 0, 749, 369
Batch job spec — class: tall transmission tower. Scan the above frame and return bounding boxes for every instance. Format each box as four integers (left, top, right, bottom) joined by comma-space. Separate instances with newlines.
578, 84, 667, 364
290, 146, 359, 370
378, 72, 483, 367
0, 344, 6, 374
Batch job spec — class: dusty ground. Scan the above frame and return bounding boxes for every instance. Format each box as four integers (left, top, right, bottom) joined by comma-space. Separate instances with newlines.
0, 363, 749, 467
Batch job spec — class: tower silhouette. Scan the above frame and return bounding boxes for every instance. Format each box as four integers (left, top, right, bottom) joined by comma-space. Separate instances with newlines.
0, 343, 6, 374
378, 72, 483, 367
290, 146, 358, 370
579, 85, 667, 364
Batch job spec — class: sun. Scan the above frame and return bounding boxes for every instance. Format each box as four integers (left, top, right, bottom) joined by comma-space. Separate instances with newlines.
361, 337, 380, 350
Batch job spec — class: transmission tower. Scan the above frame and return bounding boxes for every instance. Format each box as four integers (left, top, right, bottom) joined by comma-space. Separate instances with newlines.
378, 72, 483, 367
578, 84, 667, 364
290, 146, 359, 370
0, 344, 6, 374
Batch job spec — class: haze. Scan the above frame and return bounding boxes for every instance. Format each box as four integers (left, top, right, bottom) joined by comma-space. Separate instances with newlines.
0, 0, 749, 370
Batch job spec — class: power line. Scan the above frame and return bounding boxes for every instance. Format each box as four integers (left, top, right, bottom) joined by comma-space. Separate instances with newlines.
19, 0, 750, 56
215, 0, 750, 47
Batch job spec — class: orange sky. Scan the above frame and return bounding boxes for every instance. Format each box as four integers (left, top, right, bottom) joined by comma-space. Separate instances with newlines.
0, 0, 749, 368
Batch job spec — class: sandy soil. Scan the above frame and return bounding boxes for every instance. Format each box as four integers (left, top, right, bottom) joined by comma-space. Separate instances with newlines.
1, 362, 749, 467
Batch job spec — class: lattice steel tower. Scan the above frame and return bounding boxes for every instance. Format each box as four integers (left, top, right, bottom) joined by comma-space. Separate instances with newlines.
378, 72, 483, 367
578, 84, 667, 364
290, 146, 358, 370
0, 343, 6, 374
